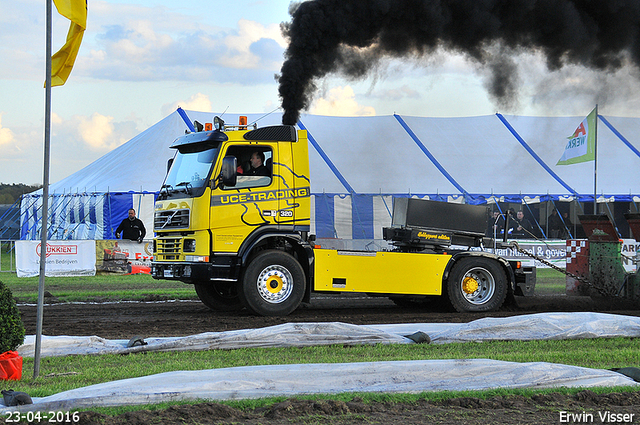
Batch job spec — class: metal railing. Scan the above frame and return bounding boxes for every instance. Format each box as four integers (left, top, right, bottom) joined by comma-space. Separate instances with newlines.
0, 240, 16, 272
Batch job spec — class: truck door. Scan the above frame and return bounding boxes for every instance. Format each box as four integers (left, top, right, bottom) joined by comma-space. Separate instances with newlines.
209, 144, 278, 253
274, 137, 311, 231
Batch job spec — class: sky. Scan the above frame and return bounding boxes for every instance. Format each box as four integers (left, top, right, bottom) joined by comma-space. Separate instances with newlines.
2, 0, 640, 186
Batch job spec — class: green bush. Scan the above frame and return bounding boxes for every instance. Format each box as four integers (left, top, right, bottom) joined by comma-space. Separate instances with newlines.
0, 281, 25, 352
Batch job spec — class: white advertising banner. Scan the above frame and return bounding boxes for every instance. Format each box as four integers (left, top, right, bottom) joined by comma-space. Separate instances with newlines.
470, 240, 568, 268
16, 240, 96, 277
621, 239, 640, 272
481, 239, 639, 270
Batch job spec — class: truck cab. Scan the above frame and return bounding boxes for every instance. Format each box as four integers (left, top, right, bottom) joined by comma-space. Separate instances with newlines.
152, 117, 313, 314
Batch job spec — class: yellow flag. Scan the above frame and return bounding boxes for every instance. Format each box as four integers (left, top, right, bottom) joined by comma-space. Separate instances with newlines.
48, 0, 87, 87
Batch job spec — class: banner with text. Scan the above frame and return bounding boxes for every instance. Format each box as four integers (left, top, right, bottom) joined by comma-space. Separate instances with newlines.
96, 240, 153, 274
621, 239, 640, 272
16, 240, 96, 277
471, 240, 568, 268
478, 239, 639, 270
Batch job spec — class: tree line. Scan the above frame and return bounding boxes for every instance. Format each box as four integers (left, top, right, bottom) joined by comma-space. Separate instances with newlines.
0, 183, 41, 205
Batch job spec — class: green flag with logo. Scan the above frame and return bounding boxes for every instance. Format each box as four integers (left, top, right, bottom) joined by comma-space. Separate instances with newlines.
557, 107, 597, 165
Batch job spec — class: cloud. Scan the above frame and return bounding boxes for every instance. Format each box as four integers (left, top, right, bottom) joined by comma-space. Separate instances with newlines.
370, 85, 420, 101
76, 113, 121, 151
50, 112, 136, 154
309, 86, 376, 116
161, 93, 213, 117
0, 108, 140, 184
78, 3, 286, 83
0, 123, 43, 185
221, 19, 286, 68
0, 113, 14, 146
51, 112, 63, 125
0, 0, 287, 84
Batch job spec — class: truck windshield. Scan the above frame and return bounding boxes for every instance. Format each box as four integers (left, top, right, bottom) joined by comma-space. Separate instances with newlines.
161, 147, 219, 198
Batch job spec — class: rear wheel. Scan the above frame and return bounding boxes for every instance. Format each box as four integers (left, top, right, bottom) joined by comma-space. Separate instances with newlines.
240, 250, 305, 316
194, 281, 242, 311
446, 257, 507, 312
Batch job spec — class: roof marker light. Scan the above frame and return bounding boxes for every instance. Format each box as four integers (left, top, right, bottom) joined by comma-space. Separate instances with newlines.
214, 116, 225, 131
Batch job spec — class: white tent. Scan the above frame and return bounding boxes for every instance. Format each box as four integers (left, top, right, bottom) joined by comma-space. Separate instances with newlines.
18, 110, 640, 241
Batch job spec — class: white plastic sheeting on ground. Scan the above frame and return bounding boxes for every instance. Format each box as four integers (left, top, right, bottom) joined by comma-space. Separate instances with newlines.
1, 360, 638, 412
17, 322, 411, 358
17, 312, 640, 358
5, 312, 640, 413
372, 312, 640, 344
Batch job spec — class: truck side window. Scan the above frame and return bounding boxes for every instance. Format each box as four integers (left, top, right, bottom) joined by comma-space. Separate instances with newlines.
225, 146, 272, 190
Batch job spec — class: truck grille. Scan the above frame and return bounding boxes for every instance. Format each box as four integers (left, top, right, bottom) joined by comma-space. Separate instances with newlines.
154, 209, 189, 229
156, 237, 182, 260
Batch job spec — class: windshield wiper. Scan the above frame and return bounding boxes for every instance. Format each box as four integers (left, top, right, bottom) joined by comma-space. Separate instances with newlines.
160, 184, 174, 199
175, 182, 193, 195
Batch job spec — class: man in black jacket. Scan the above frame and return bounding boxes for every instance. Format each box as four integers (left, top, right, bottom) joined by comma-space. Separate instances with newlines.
116, 208, 146, 243
246, 151, 269, 176
513, 211, 534, 239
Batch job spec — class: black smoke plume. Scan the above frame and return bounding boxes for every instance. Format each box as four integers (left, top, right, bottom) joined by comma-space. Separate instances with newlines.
278, 0, 640, 125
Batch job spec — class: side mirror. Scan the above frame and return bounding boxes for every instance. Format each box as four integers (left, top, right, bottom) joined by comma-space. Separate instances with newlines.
166, 158, 174, 175
221, 156, 237, 187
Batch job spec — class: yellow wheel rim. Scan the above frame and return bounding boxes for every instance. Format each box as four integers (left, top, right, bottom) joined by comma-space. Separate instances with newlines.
257, 264, 294, 304
462, 276, 479, 294
266, 275, 284, 293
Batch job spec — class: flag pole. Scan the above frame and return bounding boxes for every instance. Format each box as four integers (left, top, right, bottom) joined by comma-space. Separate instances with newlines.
594, 104, 598, 214
34, 0, 53, 379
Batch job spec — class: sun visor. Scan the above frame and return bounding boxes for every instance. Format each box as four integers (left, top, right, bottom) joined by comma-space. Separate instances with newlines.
170, 131, 228, 153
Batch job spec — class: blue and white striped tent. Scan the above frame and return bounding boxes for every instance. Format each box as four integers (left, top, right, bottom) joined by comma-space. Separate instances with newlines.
19, 110, 640, 241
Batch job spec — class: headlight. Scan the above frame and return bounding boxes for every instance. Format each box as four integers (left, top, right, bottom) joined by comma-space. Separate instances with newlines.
185, 255, 209, 262
184, 239, 196, 252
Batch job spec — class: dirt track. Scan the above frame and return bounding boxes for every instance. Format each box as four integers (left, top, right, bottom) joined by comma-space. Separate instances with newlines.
17, 293, 640, 339
17, 294, 640, 425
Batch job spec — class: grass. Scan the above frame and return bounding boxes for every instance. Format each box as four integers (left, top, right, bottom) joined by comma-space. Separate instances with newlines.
0, 273, 198, 303
9, 337, 640, 398
0, 240, 197, 302
0, 240, 16, 273
534, 268, 567, 295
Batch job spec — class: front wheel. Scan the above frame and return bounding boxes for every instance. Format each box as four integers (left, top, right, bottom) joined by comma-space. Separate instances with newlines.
446, 257, 507, 312
194, 281, 242, 311
240, 250, 306, 316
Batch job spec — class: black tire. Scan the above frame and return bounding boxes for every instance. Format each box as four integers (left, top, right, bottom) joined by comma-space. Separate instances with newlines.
240, 250, 305, 316
446, 257, 507, 312
194, 281, 242, 311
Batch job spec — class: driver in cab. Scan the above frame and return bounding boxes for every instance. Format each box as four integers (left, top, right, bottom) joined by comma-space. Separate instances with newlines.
246, 151, 269, 176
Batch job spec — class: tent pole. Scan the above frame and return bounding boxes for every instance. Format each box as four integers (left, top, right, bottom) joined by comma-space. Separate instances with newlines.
545, 199, 549, 240
594, 104, 598, 214
523, 197, 545, 238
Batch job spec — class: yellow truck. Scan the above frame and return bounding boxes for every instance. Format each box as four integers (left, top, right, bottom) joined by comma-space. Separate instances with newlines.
152, 116, 535, 316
